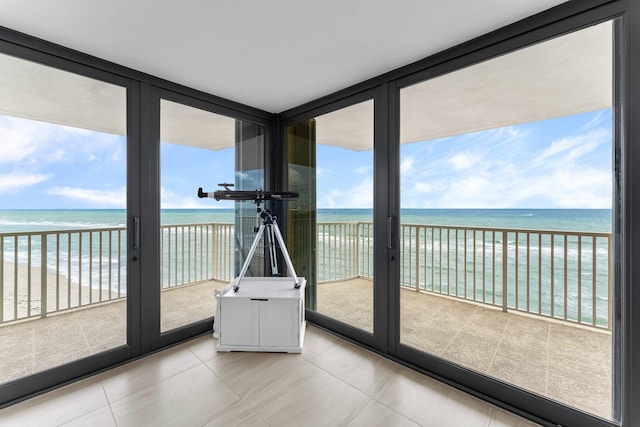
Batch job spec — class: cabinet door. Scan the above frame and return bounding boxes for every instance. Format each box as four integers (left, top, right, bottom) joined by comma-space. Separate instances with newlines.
220, 299, 260, 346
260, 300, 300, 347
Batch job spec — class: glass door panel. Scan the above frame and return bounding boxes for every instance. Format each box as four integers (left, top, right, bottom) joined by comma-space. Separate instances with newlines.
286, 99, 375, 333
0, 53, 128, 384
159, 99, 264, 333
399, 21, 616, 420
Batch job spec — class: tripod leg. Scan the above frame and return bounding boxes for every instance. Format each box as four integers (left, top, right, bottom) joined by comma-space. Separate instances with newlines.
271, 219, 300, 288
235, 223, 265, 292
266, 225, 279, 275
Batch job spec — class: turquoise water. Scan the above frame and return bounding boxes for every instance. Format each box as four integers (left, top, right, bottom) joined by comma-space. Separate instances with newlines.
318, 208, 611, 232
0, 209, 612, 326
0, 208, 612, 233
0, 208, 611, 275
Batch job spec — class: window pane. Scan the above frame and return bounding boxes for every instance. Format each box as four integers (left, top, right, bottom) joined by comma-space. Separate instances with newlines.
399, 21, 616, 420
160, 100, 264, 332
287, 100, 374, 333
0, 53, 127, 383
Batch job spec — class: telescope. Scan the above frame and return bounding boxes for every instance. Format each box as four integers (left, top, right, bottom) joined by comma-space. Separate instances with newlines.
197, 182, 300, 292
197, 183, 298, 202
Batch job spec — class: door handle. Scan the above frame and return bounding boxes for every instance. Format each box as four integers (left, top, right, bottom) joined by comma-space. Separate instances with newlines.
132, 215, 140, 249
388, 215, 394, 249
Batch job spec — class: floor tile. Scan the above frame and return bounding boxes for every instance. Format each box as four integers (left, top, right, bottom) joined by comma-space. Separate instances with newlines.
202, 400, 268, 427
347, 399, 420, 427
248, 360, 370, 427
0, 278, 616, 423
0, 377, 108, 427
205, 350, 303, 400
59, 405, 116, 427
441, 330, 502, 372
428, 389, 493, 427
317, 279, 373, 332
100, 344, 202, 403
373, 364, 457, 426
300, 325, 340, 360
185, 333, 218, 363
546, 370, 612, 420
400, 322, 459, 356
110, 363, 238, 427
310, 339, 400, 397
0, 353, 33, 384
486, 349, 547, 396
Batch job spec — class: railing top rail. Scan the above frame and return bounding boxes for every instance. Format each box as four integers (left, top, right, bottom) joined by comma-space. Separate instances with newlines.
0, 222, 239, 238
0, 221, 611, 239
0, 226, 127, 238
393, 223, 611, 238
317, 222, 365, 226
162, 222, 233, 228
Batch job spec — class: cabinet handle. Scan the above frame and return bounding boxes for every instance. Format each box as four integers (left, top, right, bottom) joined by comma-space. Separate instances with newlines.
250, 298, 269, 301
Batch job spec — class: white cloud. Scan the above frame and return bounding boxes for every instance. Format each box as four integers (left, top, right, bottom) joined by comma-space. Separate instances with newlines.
49, 186, 126, 207
400, 127, 612, 209
527, 166, 611, 208
355, 165, 370, 175
449, 151, 480, 171
0, 115, 125, 167
319, 176, 373, 208
316, 167, 330, 177
401, 156, 415, 175
534, 129, 608, 165
409, 180, 448, 195
161, 186, 214, 209
0, 173, 50, 193
582, 110, 609, 130
0, 117, 49, 163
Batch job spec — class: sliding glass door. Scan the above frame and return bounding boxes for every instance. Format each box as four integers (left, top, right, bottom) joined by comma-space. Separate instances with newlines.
397, 20, 617, 422
284, 91, 388, 348
0, 50, 134, 401
158, 98, 265, 334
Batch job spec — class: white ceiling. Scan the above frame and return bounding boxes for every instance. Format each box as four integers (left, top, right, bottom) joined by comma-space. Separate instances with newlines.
0, 0, 570, 113
0, 15, 610, 153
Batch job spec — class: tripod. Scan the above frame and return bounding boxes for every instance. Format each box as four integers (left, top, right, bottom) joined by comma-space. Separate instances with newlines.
234, 202, 300, 292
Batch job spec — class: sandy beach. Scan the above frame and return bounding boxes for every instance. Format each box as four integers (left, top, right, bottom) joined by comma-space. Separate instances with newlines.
1, 261, 123, 324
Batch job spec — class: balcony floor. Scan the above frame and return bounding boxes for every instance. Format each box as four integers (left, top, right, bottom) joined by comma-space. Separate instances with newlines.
0, 280, 227, 386
1, 277, 612, 421
318, 278, 613, 420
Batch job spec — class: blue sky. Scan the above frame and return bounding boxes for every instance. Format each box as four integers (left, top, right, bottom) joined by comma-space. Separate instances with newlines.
0, 115, 126, 209
318, 108, 612, 209
0, 108, 612, 209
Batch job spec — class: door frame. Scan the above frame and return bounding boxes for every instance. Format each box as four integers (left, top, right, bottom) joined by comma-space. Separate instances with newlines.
278, 86, 390, 353
0, 42, 140, 407
139, 84, 274, 352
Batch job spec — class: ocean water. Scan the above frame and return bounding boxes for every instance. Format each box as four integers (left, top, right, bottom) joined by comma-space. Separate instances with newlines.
318, 208, 611, 232
0, 208, 612, 233
0, 208, 613, 326
0, 208, 611, 276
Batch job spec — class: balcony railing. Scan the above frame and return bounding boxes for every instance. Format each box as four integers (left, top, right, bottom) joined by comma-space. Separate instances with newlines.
1, 222, 612, 330
401, 225, 611, 329
315, 223, 611, 330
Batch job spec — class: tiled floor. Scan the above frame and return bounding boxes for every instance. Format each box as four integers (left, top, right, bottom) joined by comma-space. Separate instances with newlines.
0, 325, 540, 427
317, 278, 613, 419
0, 280, 226, 385
0, 278, 613, 422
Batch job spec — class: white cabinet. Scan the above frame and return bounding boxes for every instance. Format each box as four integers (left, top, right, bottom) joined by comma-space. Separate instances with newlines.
216, 277, 306, 353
